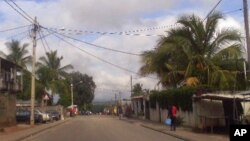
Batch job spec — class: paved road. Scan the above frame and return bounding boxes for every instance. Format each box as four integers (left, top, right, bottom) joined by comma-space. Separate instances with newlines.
24, 116, 183, 141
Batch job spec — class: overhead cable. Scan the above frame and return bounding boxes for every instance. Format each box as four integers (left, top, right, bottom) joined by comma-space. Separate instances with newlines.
43, 28, 157, 80
203, 0, 223, 21
222, 8, 242, 15
48, 24, 178, 37
0, 25, 30, 33
38, 30, 48, 53
4, 0, 33, 23
38, 30, 51, 51
42, 27, 142, 56
9, 0, 34, 21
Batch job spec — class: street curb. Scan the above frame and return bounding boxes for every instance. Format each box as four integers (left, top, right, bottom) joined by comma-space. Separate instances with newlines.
15, 119, 71, 141
141, 124, 193, 141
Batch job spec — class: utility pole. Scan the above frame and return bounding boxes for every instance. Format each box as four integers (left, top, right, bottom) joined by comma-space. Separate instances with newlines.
30, 17, 38, 125
71, 79, 74, 107
130, 75, 132, 97
243, 0, 250, 69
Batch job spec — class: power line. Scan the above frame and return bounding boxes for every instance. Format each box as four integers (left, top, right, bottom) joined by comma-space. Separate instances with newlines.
0, 25, 30, 33
48, 24, 178, 37
203, 0, 223, 21
39, 30, 51, 51
7, 29, 29, 40
38, 30, 48, 53
9, 0, 34, 21
50, 29, 164, 37
4, 0, 33, 23
42, 27, 142, 56
222, 8, 242, 15
43, 28, 157, 80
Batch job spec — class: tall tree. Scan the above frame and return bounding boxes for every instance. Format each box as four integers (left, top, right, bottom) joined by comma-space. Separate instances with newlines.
70, 71, 96, 110
140, 12, 244, 90
132, 83, 143, 96
5, 40, 33, 100
6, 40, 31, 68
37, 50, 73, 104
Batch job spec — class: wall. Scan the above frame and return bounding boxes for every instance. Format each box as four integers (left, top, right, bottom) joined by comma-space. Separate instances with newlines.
0, 93, 16, 128
193, 99, 226, 128
149, 100, 225, 128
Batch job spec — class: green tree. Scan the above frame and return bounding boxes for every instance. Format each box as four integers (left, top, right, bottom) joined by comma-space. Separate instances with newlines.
140, 12, 244, 90
6, 40, 31, 68
37, 50, 73, 104
70, 71, 96, 109
5, 40, 35, 100
132, 83, 143, 96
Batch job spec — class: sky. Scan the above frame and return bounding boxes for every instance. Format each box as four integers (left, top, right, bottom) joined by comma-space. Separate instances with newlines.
0, 0, 246, 102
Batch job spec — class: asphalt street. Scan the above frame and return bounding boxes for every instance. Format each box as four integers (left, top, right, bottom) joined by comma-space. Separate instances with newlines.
23, 116, 183, 141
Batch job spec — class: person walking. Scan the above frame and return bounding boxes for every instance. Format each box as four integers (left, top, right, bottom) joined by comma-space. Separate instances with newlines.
118, 106, 123, 120
168, 105, 178, 131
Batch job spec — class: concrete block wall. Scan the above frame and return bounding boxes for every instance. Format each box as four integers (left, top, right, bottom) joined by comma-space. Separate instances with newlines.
0, 94, 16, 128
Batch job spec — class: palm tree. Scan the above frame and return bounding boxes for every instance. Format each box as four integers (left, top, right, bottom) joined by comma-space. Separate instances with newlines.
5, 40, 32, 93
5, 40, 31, 68
140, 12, 244, 90
37, 50, 73, 103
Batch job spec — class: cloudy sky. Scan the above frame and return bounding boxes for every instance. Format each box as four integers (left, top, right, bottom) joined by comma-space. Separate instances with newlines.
0, 0, 245, 102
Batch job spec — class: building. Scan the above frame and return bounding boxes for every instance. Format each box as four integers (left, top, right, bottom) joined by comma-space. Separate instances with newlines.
0, 56, 22, 128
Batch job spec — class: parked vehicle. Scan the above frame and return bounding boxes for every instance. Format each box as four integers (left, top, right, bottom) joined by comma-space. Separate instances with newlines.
16, 109, 42, 123
35, 109, 50, 123
46, 110, 61, 121
16, 109, 30, 123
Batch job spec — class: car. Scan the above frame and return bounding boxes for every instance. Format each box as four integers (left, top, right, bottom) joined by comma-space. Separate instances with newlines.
35, 109, 50, 123
46, 110, 61, 121
16, 109, 43, 123
16, 109, 30, 123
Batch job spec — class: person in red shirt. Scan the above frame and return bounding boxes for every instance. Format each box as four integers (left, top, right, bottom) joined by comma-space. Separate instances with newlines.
168, 105, 178, 131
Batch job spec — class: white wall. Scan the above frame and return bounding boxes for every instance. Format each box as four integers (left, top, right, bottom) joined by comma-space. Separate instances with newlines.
149, 99, 227, 128
193, 99, 225, 128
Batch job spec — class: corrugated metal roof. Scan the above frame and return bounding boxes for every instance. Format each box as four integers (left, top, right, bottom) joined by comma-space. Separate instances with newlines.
194, 93, 250, 102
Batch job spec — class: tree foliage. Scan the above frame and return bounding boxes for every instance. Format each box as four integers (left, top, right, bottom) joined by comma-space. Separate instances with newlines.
6, 40, 31, 68
140, 12, 245, 90
70, 71, 96, 109
131, 83, 144, 97
36, 50, 73, 104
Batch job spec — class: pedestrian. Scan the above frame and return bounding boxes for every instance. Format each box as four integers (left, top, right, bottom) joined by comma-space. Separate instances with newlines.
168, 104, 178, 131
118, 106, 123, 120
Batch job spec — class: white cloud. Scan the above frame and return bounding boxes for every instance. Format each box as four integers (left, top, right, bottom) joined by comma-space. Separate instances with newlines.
0, 0, 245, 102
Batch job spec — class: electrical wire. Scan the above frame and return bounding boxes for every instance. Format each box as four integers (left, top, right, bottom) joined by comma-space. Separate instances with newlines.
6, 30, 29, 40
43, 28, 157, 80
222, 8, 242, 15
203, 0, 223, 21
9, 0, 34, 21
48, 24, 178, 37
38, 30, 48, 53
49, 28, 164, 37
39, 30, 51, 51
42, 27, 142, 56
0, 25, 31, 33
4, 0, 33, 23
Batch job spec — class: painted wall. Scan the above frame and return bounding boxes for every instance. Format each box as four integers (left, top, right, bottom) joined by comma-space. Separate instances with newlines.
149, 99, 226, 128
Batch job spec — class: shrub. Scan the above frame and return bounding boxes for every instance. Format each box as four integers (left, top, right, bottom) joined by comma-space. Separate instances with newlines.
149, 86, 213, 112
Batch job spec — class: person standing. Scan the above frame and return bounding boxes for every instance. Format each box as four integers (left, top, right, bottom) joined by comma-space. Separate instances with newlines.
118, 106, 123, 120
168, 105, 178, 131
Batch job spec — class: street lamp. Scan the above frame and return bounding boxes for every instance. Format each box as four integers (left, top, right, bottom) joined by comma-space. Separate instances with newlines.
70, 80, 83, 107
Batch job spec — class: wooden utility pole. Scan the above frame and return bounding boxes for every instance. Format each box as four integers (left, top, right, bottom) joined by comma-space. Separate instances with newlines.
30, 17, 38, 125
130, 75, 133, 97
243, 0, 250, 68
